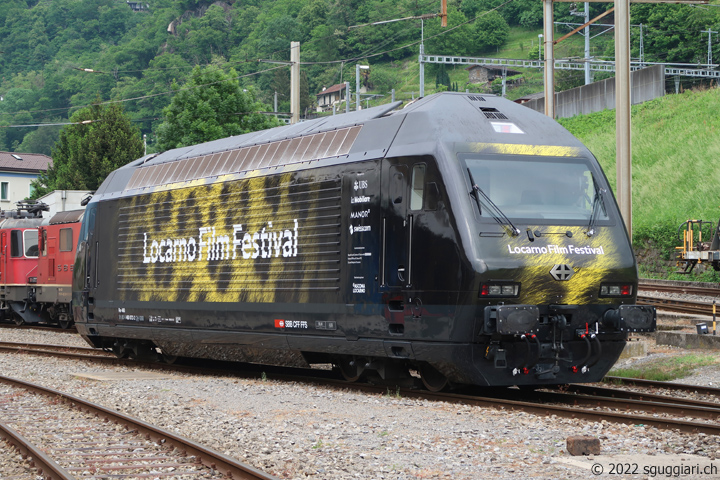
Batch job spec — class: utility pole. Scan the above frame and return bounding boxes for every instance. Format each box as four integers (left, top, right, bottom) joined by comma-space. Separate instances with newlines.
345, 82, 350, 114
639, 24, 645, 66
702, 28, 717, 67
615, 0, 632, 237
542, 0, 555, 118
420, 19, 425, 98
584, 3, 591, 84
290, 42, 300, 124
569, 3, 592, 84
356, 64, 369, 111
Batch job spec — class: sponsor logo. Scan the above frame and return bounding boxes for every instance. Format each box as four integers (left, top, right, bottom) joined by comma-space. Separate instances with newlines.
350, 209, 370, 219
349, 225, 371, 235
351, 195, 371, 204
354, 180, 368, 190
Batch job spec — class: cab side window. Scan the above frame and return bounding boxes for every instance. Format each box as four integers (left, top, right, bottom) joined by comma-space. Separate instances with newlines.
41, 230, 48, 256
60, 228, 73, 252
10, 230, 22, 258
410, 164, 426, 211
24, 230, 38, 257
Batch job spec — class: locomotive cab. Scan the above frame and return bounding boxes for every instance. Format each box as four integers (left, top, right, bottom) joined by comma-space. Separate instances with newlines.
457, 148, 655, 385
0, 217, 43, 324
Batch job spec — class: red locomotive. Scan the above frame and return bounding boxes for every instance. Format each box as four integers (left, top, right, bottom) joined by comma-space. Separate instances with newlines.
0, 202, 83, 328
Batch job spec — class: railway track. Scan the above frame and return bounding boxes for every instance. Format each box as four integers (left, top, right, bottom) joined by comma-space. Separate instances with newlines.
0, 374, 279, 480
5, 341, 720, 438
636, 295, 716, 316
638, 279, 720, 315
639, 279, 720, 297
0, 323, 77, 334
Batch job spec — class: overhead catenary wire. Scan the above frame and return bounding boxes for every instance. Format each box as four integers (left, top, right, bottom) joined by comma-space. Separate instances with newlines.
0, 120, 97, 128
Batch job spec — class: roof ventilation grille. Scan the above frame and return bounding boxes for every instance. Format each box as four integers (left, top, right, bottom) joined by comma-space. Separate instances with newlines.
480, 107, 508, 120
467, 95, 486, 102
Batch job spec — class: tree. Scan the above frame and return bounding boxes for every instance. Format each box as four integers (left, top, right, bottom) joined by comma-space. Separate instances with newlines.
424, 6, 474, 57
30, 102, 143, 199
18, 124, 62, 156
156, 64, 280, 150
473, 11, 510, 54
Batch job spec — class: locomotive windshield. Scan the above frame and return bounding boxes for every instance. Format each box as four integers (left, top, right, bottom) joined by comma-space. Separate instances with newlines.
464, 155, 611, 224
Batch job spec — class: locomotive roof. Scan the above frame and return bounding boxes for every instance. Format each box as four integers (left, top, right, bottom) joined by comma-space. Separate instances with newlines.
49, 209, 85, 225
94, 92, 588, 200
0, 217, 44, 229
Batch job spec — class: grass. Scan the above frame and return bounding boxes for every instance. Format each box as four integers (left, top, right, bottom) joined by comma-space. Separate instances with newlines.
560, 87, 720, 232
385, 386, 401, 398
559, 86, 720, 277
608, 353, 720, 381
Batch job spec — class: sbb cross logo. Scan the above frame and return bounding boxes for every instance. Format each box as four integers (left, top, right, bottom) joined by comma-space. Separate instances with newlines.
274, 319, 285, 328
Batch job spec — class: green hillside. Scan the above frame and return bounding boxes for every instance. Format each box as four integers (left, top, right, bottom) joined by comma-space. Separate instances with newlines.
559, 87, 720, 279
2, 0, 720, 155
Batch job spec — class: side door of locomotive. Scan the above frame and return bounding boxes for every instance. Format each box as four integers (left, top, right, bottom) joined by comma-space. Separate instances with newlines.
381, 157, 432, 330
382, 158, 431, 291
382, 160, 410, 290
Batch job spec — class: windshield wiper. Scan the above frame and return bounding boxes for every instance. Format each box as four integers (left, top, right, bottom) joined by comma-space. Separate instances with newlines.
467, 168, 520, 237
586, 186, 607, 237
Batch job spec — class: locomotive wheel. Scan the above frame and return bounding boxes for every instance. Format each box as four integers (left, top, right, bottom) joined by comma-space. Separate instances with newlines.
419, 363, 448, 392
12, 315, 24, 326
111, 342, 130, 358
337, 356, 364, 382
58, 318, 72, 330
160, 350, 178, 364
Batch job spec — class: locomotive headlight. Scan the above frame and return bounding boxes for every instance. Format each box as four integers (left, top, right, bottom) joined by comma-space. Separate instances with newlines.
480, 283, 520, 297
599, 284, 633, 297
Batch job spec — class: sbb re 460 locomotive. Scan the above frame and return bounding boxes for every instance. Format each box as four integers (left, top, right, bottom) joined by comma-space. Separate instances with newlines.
72, 92, 655, 390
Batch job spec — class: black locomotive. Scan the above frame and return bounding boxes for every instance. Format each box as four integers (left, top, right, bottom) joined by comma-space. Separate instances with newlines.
72, 92, 655, 390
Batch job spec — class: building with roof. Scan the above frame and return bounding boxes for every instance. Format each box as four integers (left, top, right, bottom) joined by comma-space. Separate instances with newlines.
36, 190, 92, 218
0, 151, 52, 208
466, 65, 523, 92
316, 84, 348, 112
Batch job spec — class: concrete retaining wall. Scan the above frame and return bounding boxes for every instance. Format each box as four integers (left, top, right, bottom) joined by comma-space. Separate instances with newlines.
619, 338, 648, 359
656, 331, 720, 349
523, 64, 665, 118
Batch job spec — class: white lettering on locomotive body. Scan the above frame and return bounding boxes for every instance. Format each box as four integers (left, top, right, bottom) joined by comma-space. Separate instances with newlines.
350, 209, 370, 219
505, 244, 605, 256
142, 219, 299, 264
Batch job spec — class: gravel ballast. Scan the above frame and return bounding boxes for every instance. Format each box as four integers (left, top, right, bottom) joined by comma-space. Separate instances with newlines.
2, 329, 720, 479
